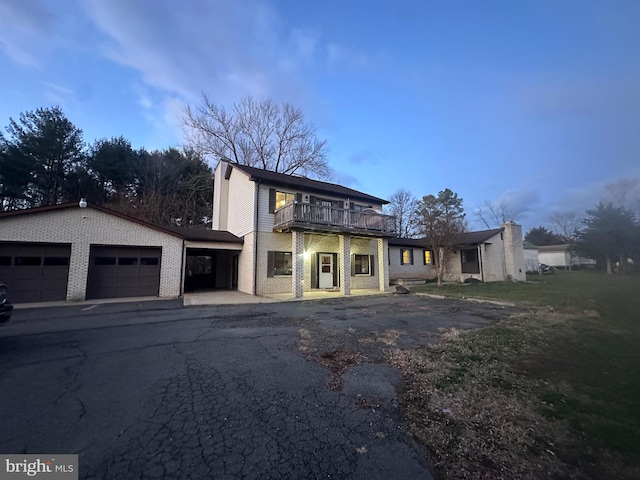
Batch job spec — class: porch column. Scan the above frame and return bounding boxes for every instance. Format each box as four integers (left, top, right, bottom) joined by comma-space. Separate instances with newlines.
292, 230, 304, 298
377, 238, 389, 291
339, 235, 351, 295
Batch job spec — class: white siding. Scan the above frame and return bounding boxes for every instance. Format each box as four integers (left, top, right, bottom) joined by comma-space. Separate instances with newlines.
482, 241, 506, 282
227, 169, 256, 237
257, 184, 276, 232
539, 250, 571, 267
524, 248, 539, 273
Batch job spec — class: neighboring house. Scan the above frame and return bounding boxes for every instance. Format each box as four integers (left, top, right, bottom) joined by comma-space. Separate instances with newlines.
212, 160, 396, 298
0, 203, 242, 303
537, 244, 595, 270
389, 223, 527, 283
523, 240, 539, 273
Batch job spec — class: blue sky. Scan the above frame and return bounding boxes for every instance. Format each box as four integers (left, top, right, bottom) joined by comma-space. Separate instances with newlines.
1, 0, 639, 232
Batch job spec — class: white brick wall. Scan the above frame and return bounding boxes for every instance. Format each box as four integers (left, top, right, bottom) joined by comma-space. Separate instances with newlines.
389, 246, 437, 280
226, 168, 256, 237
253, 232, 383, 295
502, 222, 526, 281
0, 207, 184, 300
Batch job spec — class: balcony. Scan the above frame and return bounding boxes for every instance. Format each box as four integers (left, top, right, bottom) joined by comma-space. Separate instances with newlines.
273, 202, 397, 237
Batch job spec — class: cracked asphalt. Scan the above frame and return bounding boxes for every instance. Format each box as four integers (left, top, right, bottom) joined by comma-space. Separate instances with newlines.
0, 294, 517, 479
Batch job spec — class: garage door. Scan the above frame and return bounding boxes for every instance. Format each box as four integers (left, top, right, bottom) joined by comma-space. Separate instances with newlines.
86, 246, 161, 299
0, 242, 71, 303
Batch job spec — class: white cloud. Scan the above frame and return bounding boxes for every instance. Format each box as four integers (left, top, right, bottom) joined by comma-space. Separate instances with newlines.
0, 0, 55, 67
82, 0, 300, 105
44, 82, 74, 108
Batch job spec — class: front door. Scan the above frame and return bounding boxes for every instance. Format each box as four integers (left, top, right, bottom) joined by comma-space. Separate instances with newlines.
319, 253, 334, 288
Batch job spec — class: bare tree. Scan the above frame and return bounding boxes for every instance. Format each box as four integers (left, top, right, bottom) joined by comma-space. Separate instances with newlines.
386, 188, 419, 238
182, 95, 330, 179
548, 211, 581, 243
415, 189, 467, 286
603, 177, 640, 218
474, 198, 523, 229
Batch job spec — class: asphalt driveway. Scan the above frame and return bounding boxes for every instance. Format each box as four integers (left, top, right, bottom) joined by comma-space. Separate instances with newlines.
0, 294, 516, 479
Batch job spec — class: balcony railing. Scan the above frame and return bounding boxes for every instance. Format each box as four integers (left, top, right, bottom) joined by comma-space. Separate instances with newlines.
273, 202, 396, 236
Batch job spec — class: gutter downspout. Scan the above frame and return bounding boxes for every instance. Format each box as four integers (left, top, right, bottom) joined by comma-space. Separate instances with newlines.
253, 180, 261, 295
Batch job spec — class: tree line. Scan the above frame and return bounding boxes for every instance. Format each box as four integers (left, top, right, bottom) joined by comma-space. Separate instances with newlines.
0, 106, 213, 227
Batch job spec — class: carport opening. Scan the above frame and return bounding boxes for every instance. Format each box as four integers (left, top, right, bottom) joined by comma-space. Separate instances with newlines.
185, 248, 238, 292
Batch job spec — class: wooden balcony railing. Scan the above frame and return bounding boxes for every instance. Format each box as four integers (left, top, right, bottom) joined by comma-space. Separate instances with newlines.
273, 202, 396, 235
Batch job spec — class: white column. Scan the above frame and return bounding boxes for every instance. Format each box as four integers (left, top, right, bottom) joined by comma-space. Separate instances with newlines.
378, 238, 389, 291
292, 231, 304, 298
339, 235, 351, 295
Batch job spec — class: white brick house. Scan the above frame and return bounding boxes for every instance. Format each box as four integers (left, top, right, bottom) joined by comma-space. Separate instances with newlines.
389, 223, 527, 283
212, 161, 396, 298
0, 203, 242, 303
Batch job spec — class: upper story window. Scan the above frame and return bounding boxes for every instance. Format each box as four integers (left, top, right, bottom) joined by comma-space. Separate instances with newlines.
352, 203, 373, 211
276, 191, 295, 209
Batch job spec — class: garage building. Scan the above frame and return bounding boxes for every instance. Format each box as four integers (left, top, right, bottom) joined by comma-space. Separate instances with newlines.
0, 203, 242, 303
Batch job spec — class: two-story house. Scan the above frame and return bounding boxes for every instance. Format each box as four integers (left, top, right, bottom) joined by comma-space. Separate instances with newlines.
212, 160, 397, 298
0, 162, 396, 303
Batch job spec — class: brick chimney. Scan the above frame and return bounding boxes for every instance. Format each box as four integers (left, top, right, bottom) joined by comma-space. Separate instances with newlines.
501, 221, 526, 281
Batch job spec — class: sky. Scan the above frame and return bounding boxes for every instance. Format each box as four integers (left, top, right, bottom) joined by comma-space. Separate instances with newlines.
1, 0, 639, 232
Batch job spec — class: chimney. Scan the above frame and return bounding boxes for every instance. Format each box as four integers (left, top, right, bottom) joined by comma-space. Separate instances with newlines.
501, 221, 526, 281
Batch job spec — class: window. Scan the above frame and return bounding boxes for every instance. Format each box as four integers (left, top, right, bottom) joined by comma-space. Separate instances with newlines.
400, 248, 413, 265
0, 256, 11, 266
15, 256, 41, 266
140, 257, 159, 266
95, 257, 116, 265
44, 257, 69, 266
275, 191, 295, 209
118, 257, 138, 266
352, 204, 373, 211
354, 254, 370, 275
423, 250, 432, 265
268, 251, 292, 277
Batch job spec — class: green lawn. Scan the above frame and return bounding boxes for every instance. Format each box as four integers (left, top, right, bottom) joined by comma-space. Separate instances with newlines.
401, 271, 640, 479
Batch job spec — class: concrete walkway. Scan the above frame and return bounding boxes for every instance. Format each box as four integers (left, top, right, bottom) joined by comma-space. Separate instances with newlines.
183, 288, 393, 306
9, 288, 394, 311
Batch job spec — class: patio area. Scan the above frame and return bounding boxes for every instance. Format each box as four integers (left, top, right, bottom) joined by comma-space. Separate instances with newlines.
182, 288, 393, 306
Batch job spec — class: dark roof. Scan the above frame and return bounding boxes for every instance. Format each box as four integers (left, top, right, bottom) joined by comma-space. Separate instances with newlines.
389, 228, 503, 248
0, 202, 243, 244
388, 237, 429, 248
457, 228, 503, 245
231, 163, 389, 205
161, 225, 243, 243
538, 244, 571, 252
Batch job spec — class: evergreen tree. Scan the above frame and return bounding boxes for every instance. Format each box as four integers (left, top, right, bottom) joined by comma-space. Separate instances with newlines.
575, 202, 640, 274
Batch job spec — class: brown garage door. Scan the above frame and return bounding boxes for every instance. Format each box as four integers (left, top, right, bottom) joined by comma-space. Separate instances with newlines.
0, 242, 71, 303
86, 246, 161, 299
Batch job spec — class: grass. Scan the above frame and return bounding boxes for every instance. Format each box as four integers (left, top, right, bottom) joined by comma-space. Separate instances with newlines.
393, 271, 640, 479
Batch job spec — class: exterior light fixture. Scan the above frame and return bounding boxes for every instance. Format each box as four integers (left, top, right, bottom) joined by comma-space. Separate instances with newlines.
79, 198, 88, 208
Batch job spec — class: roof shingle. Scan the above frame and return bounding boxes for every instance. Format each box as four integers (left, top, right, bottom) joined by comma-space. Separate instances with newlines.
231, 164, 389, 205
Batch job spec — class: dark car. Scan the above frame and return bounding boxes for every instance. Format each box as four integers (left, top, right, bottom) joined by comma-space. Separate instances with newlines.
538, 263, 555, 275
0, 282, 13, 326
